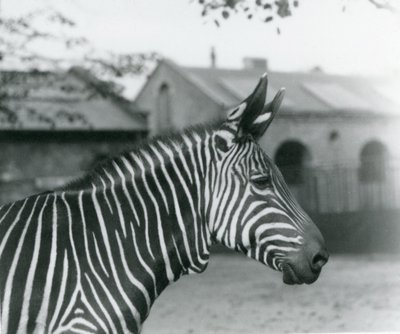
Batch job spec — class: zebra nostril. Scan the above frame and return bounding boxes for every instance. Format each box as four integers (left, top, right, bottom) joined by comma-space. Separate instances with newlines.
311, 249, 329, 272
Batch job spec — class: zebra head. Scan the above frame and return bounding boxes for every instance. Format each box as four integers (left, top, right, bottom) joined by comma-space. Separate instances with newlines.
209, 74, 328, 285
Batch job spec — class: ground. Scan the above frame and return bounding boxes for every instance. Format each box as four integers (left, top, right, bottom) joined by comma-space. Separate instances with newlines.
142, 253, 400, 334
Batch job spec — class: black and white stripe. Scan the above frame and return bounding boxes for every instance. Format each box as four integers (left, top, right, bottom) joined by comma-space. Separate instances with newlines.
0, 75, 326, 333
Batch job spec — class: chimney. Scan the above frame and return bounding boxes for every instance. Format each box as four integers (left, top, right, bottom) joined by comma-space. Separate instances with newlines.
311, 66, 323, 73
210, 46, 216, 68
243, 57, 268, 72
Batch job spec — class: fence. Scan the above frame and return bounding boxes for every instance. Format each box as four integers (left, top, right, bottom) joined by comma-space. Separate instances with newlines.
291, 166, 400, 214
286, 166, 400, 253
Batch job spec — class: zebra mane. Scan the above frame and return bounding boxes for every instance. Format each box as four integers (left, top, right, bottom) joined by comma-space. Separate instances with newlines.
62, 122, 219, 191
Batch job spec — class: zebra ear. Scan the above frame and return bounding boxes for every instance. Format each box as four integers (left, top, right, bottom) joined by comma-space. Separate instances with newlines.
215, 74, 284, 151
243, 87, 285, 140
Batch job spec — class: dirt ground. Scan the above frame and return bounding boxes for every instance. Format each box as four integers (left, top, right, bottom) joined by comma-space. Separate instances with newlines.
142, 253, 400, 334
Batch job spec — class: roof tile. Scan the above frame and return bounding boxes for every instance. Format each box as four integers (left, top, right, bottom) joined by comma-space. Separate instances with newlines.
0, 69, 147, 131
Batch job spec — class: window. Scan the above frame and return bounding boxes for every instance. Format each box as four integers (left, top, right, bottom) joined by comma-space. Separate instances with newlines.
359, 140, 387, 183
157, 83, 172, 131
274, 141, 311, 185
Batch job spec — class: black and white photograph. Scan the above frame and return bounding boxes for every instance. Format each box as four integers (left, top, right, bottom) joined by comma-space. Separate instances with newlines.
0, 0, 399, 333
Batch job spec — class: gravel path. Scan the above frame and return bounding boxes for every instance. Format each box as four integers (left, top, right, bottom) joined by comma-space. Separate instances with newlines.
142, 254, 400, 333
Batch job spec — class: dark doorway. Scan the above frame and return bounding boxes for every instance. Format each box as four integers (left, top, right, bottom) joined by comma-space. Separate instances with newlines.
274, 140, 311, 185
157, 83, 172, 131
359, 140, 387, 183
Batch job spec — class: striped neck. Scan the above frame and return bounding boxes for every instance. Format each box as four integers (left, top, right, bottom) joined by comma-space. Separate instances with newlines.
62, 128, 215, 318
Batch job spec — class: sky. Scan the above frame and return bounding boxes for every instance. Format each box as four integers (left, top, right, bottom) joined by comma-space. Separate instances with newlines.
2, 0, 400, 97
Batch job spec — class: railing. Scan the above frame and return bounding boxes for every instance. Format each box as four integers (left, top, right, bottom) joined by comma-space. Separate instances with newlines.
291, 166, 400, 214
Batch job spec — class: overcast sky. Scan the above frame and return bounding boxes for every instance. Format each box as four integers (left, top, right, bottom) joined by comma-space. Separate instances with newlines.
2, 0, 400, 96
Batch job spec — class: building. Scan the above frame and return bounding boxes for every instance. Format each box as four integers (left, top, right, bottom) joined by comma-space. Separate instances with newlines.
135, 58, 400, 215
0, 67, 147, 204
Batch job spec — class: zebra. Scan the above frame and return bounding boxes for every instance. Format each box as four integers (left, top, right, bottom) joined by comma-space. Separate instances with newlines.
0, 74, 328, 334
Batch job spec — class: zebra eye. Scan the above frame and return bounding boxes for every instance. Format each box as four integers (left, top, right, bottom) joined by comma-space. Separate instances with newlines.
251, 174, 272, 188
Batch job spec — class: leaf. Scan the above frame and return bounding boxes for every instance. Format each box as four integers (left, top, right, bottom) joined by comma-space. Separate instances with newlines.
226, 0, 239, 8
222, 10, 230, 19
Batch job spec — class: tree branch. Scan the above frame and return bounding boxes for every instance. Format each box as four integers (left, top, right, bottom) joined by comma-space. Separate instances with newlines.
368, 0, 398, 11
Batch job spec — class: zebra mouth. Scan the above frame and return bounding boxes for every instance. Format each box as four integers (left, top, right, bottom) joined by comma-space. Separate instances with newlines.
282, 262, 320, 285
282, 263, 303, 285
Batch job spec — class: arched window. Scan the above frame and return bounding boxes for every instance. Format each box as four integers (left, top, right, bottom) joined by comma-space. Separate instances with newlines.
157, 83, 172, 131
359, 140, 387, 183
274, 141, 311, 185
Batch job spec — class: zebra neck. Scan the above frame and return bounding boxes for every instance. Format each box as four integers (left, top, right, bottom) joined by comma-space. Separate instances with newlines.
84, 139, 213, 298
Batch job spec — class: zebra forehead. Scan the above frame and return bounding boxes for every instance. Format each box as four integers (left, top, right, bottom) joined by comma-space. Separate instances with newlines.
232, 143, 270, 168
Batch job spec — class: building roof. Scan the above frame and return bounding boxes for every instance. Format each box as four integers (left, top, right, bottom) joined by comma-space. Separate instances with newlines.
0, 67, 147, 131
157, 59, 400, 117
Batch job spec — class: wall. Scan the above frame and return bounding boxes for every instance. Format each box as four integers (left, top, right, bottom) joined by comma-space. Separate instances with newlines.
135, 62, 223, 134
311, 209, 400, 253
0, 131, 144, 204
261, 114, 400, 168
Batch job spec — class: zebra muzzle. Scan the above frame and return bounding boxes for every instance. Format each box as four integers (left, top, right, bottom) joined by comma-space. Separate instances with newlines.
281, 261, 321, 285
